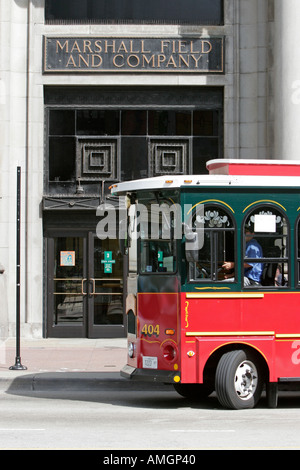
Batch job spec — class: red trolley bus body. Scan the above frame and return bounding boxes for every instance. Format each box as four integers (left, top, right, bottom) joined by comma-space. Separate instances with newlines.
112, 159, 300, 409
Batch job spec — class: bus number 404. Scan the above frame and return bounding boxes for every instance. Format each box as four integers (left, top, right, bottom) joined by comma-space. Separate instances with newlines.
141, 324, 160, 337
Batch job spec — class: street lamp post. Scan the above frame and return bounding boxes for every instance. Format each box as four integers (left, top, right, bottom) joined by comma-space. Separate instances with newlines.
10, 167, 27, 371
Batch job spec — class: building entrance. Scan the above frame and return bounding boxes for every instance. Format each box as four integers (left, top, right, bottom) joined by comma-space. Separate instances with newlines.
43, 86, 223, 338
46, 230, 124, 338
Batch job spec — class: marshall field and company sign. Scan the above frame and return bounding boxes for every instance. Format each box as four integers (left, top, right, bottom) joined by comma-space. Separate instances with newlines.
43, 36, 224, 73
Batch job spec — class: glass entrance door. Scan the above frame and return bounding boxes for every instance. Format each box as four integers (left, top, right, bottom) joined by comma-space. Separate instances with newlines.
87, 234, 124, 338
46, 231, 125, 338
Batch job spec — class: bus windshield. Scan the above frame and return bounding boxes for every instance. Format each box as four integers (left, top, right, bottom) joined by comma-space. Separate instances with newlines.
140, 239, 176, 273
131, 193, 178, 274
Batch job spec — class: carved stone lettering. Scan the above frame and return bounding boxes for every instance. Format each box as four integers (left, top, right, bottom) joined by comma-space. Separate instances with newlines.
44, 37, 224, 74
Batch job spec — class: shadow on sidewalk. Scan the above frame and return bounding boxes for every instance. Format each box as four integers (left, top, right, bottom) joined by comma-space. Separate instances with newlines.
5, 371, 173, 393
5, 372, 300, 411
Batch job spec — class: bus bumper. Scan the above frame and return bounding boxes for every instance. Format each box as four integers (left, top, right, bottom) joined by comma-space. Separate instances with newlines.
121, 364, 180, 383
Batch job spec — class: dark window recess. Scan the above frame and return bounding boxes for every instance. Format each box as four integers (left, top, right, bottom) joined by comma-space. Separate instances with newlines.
49, 110, 75, 136
148, 111, 191, 136
121, 137, 148, 181
193, 110, 219, 136
49, 137, 76, 181
45, 0, 223, 25
121, 110, 147, 136
76, 110, 119, 135
192, 154, 209, 175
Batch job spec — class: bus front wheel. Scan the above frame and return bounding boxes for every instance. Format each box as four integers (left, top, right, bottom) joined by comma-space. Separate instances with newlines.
215, 349, 264, 410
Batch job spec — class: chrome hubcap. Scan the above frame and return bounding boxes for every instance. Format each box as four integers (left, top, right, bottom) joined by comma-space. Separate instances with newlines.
234, 360, 258, 400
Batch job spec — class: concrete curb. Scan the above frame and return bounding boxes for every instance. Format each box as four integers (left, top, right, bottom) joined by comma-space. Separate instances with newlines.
1, 372, 173, 393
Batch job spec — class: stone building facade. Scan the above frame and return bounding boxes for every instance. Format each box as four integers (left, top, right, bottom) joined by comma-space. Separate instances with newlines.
0, 0, 299, 338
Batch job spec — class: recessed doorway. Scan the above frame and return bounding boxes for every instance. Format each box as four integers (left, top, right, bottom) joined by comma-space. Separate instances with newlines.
46, 230, 124, 338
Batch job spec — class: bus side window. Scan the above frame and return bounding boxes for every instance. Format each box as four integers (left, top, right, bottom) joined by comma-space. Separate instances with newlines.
243, 205, 289, 288
188, 205, 235, 282
297, 217, 300, 286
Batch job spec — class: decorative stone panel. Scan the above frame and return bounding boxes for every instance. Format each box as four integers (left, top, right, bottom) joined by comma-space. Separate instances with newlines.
77, 139, 118, 181
149, 140, 189, 176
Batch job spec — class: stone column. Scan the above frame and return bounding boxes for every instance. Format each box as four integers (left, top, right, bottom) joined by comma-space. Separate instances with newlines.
237, 0, 269, 160
0, 0, 44, 338
0, 0, 30, 337
273, 0, 300, 160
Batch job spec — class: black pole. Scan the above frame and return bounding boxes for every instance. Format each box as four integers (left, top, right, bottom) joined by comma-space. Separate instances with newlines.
10, 167, 27, 370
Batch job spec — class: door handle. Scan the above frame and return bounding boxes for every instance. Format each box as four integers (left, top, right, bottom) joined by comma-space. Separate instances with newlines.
81, 278, 87, 295
89, 278, 96, 295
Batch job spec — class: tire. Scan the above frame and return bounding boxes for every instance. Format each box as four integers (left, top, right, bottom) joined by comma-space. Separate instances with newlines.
173, 383, 213, 400
215, 349, 264, 410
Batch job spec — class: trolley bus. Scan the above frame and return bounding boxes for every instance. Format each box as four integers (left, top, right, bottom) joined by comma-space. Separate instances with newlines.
110, 159, 300, 409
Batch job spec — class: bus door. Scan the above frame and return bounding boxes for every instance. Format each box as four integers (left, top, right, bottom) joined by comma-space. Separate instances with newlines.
123, 197, 181, 380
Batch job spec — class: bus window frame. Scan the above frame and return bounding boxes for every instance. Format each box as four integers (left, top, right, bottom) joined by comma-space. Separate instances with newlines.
136, 192, 179, 276
242, 203, 290, 289
187, 203, 237, 284
138, 237, 178, 275
295, 213, 300, 287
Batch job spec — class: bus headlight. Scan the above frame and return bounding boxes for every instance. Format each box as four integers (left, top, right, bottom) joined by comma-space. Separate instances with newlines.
128, 342, 135, 358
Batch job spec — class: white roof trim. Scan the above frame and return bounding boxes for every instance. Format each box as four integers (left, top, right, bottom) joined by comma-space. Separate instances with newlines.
207, 158, 300, 167
111, 174, 300, 195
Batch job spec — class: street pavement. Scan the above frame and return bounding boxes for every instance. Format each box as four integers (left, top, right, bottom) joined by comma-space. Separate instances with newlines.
0, 337, 128, 391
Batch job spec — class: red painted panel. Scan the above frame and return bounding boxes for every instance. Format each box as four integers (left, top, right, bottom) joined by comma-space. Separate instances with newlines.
133, 293, 180, 371
180, 292, 300, 383
207, 160, 300, 176
128, 290, 300, 382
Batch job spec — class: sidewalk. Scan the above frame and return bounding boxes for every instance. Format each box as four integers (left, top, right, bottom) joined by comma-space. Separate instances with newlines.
0, 337, 129, 391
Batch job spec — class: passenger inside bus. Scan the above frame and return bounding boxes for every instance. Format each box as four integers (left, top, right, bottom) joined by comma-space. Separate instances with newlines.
189, 205, 287, 287
222, 228, 263, 286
